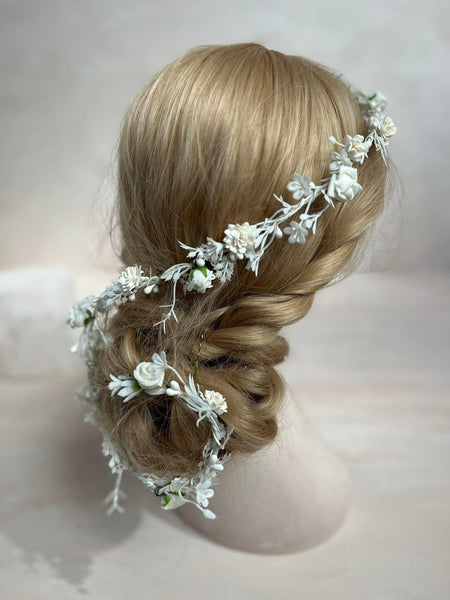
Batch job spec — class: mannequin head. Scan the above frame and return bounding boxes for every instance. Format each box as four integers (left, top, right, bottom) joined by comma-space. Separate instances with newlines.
91, 42, 392, 477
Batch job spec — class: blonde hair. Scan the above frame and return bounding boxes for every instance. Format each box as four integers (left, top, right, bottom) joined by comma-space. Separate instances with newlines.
91, 42, 394, 476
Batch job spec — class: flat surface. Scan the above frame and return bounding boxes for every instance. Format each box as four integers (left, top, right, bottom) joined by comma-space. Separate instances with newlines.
1, 270, 449, 599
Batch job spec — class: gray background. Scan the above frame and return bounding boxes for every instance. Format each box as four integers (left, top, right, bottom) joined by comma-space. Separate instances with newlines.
1, 1, 449, 599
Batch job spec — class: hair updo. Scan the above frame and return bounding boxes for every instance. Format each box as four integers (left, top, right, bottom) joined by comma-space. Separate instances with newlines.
90, 42, 392, 478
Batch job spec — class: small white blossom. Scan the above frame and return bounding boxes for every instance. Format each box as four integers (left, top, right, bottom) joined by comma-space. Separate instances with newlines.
67, 304, 92, 328
108, 374, 129, 396
133, 361, 166, 393
179, 238, 225, 268
108, 374, 141, 403
343, 134, 371, 164
283, 220, 309, 244
184, 266, 215, 293
223, 222, 258, 261
203, 390, 227, 415
195, 479, 214, 507
329, 148, 353, 173
327, 165, 362, 202
286, 173, 314, 200
379, 116, 397, 139
118, 266, 144, 294
367, 91, 387, 114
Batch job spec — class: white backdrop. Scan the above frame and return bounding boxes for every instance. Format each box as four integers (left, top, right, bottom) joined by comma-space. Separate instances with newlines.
0, 0, 448, 275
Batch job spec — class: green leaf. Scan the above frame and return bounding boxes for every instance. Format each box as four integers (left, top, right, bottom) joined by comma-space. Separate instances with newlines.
82, 309, 94, 326
189, 266, 207, 280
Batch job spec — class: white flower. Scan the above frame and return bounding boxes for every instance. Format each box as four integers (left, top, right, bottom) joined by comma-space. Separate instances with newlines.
184, 266, 215, 293
133, 360, 166, 393
343, 134, 371, 164
195, 479, 214, 507
108, 374, 141, 403
379, 116, 396, 139
118, 266, 144, 294
67, 304, 92, 328
286, 173, 314, 200
327, 165, 362, 202
367, 91, 387, 114
283, 220, 309, 244
203, 390, 227, 415
329, 149, 353, 173
223, 222, 258, 261
179, 238, 225, 269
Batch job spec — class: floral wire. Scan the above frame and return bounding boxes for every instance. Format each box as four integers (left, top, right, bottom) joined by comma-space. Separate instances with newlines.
193, 331, 205, 380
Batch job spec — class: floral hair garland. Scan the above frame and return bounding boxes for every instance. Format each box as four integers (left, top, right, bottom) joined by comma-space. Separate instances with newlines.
68, 88, 396, 519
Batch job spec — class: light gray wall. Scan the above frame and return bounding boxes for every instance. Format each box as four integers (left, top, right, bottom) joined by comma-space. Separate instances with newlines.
1, 0, 448, 273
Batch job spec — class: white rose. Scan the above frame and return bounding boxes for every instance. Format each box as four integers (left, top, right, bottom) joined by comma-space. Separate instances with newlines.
133, 361, 165, 393
185, 266, 215, 293
203, 390, 227, 415
327, 166, 362, 202
379, 116, 397, 139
